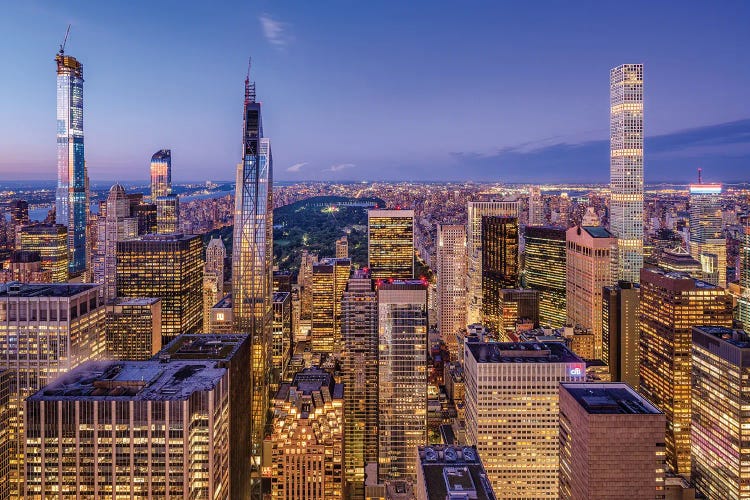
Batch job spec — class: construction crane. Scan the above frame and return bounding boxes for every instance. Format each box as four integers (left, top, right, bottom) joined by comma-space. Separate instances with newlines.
59, 24, 71, 55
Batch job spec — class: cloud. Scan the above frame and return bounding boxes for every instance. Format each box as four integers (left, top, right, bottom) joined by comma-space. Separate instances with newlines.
449, 118, 750, 183
286, 162, 307, 173
259, 14, 293, 49
325, 163, 355, 172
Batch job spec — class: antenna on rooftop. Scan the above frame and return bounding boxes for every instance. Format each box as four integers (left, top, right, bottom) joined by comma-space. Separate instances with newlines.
698, 167, 702, 185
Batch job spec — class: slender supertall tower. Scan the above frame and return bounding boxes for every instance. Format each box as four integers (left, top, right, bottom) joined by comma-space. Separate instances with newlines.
610, 64, 644, 283
55, 28, 88, 275
150, 149, 172, 202
231, 62, 273, 481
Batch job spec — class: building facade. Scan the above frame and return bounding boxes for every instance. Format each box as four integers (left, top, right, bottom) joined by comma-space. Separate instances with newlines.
116, 233, 203, 344
689, 183, 726, 287
96, 184, 138, 299
272, 291, 292, 388
24, 334, 251, 499
436, 224, 467, 357
368, 209, 414, 280
105, 297, 162, 360
377, 281, 427, 482
639, 267, 733, 477
466, 201, 518, 325
481, 216, 519, 333
156, 195, 180, 233
558, 383, 665, 499
528, 186, 544, 226
464, 341, 585, 498
55, 49, 88, 275
609, 63, 644, 283
270, 367, 344, 500
150, 149, 172, 202
602, 281, 640, 388
18, 224, 69, 282
524, 226, 567, 328
311, 258, 351, 354
566, 225, 616, 359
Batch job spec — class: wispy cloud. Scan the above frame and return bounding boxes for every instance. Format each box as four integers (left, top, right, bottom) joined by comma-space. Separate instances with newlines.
259, 14, 293, 49
286, 162, 307, 173
325, 163, 355, 172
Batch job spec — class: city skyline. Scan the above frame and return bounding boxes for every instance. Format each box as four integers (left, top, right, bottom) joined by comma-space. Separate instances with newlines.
1, 2, 749, 183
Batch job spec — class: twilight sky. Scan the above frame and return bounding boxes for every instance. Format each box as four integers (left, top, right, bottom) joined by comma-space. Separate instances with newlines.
1, 1, 749, 183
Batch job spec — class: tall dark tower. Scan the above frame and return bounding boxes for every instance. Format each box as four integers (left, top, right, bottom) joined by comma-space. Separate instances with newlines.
231, 61, 273, 489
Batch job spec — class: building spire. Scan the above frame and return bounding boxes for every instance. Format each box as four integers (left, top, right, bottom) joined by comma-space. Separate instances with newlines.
245, 57, 256, 104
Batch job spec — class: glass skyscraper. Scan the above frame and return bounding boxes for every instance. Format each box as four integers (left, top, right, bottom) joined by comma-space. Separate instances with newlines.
56, 48, 88, 275
610, 64, 644, 283
231, 68, 273, 479
150, 149, 172, 202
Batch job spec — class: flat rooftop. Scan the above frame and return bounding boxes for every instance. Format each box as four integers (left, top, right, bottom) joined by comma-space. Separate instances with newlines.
273, 291, 290, 303
643, 267, 719, 289
561, 383, 661, 415
582, 226, 613, 238
0, 282, 98, 298
212, 293, 233, 309
418, 445, 497, 500
694, 326, 750, 349
159, 334, 248, 361
108, 297, 160, 307
466, 341, 582, 364
29, 359, 227, 401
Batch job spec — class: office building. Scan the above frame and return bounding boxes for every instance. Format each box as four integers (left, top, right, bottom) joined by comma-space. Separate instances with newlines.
311, 257, 350, 354
270, 367, 344, 499
524, 226, 567, 328
415, 445, 497, 500
272, 291, 292, 387
298, 249, 318, 326
95, 184, 138, 299
610, 63, 644, 283
639, 267, 733, 477
203, 271, 222, 332
689, 183, 726, 286
436, 224, 467, 357
210, 294, 235, 333
116, 233, 203, 344
602, 281, 640, 387
156, 195, 180, 233
467, 200, 518, 325
0, 251, 52, 283
336, 235, 349, 259
378, 280, 428, 482
150, 148, 172, 202
566, 225, 616, 359
9, 200, 29, 227
206, 236, 226, 284
341, 271, 378, 496
231, 68, 274, 474
691, 326, 750, 499
368, 209, 414, 279
273, 270, 292, 293
18, 224, 69, 282
658, 247, 702, 277
0, 369, 10, 500
528, 186, 544, 226
464, 341, 585, 498
0, 283, 105, 498
494, 288, 539, 339
481, 216, 519, 333
559, 383, 665, 499
105, 297, 162, 360
25, 334, 251, 498
55, 46, 88, 275
131, 201, 157, 235
739, 226, 750, 328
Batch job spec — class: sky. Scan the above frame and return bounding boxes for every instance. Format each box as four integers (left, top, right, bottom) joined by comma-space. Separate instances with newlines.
1, 1, 749, 184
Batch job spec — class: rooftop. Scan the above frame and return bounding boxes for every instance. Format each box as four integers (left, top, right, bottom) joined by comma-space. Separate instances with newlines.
417, 445, 497, 500
212, 293, 233, 309
693, 325, 750, 349
273, 291, 291, 303
561, 383, 661, 414
137, 233, 195, 242
159, 334, 248, 361
108, 297, 160, 307
643, 266, 719, 289
582, 225, 613, 238
0, 282, 98, 298
466, 341, 583, 365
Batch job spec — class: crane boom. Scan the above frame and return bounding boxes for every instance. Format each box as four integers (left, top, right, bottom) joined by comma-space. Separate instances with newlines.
59, 24, 71, 55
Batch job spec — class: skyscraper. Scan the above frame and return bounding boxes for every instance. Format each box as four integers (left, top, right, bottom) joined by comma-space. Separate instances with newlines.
156, 194, 180, 233
271, 291, 292, 388
24, 334, 251, 499
0, 283, 105, 498
311, 258, 351, 354
116, 233, 203, 344
341, 271, 378, 496
415, 445, 497, 500
464, 341, 585, 498
739, 225, 750, 328
436, 224, 467, 357
528, 186, 544, 226
105, 297, 162, 360
206, 236, 227, 284
566, 225, 616, 358
270, 367, 345, 499
602, 281, 640, 388
689, 183, 726, 286
56, 45, 87, 275
368, 209, 415, 279
524, 226, 567, 327
203, 237, 227, 331
378, 280, 428, 482
610, 64, 644, 283
466, 201, 518, 325
558, 383, 665, 499
639, 267, 733, 477
231, 66, 273, 475
691, 326, 750, 499
150, 149, 172, 202
336, 235, 349, 259
96, 184, 138, 299
480, 215, 519, 332
18, 223, 69, 282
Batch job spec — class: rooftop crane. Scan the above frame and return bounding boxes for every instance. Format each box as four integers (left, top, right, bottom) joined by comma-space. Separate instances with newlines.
59, 24, 71, 55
